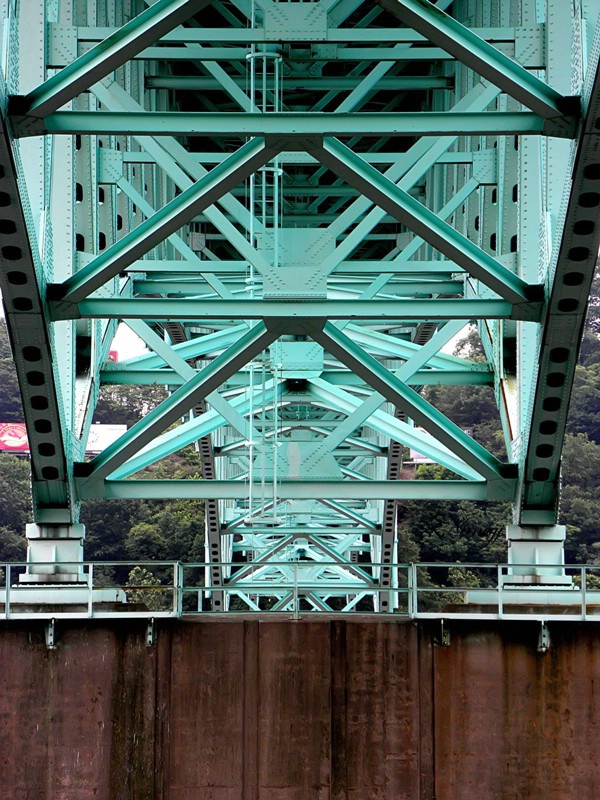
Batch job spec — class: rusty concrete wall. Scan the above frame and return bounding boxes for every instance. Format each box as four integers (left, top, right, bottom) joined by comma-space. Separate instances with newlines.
0, 619, 599, 799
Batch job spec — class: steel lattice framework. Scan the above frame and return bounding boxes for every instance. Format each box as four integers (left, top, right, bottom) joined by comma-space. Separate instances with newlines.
0, 0, 599, 612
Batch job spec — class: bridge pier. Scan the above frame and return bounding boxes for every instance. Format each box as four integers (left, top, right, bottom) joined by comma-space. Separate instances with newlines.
20, 523, 86, 584
505, 524, 570, 585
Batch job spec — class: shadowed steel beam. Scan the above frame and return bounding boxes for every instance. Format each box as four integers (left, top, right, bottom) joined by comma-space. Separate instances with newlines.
519, 49, 600, 521
311, 137, 540, 308
312, 320, 467, 458
14, 0, 209, 118
118, 324, 248, 370
13, 111, 572, 138
109, 382, 280, 479
100, 367, 494, 387
376, 0, 576, 120
50, 138, 277, 306
52, 298, 518, 321
308, 378, 481, 480
125, 320, 257, 441
146, 76, 453, 90
76, 322, 279, 483
77, 479, 508, 501
312, 322, 510, 483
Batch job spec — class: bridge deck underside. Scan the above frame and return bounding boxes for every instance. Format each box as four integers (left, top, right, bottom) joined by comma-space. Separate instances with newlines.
0, 0, 599, 611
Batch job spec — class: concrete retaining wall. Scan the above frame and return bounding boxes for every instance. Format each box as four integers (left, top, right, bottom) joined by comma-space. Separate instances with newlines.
0, 619, 598, 799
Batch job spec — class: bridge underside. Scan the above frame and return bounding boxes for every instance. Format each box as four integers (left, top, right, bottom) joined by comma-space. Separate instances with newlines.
0, 0, 599, 611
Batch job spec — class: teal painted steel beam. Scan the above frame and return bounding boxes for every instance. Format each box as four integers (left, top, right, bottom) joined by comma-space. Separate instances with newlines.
146, 76, 454, 91
310, 320, 469, 460
376, 0, 576, 120
307, 378, 482, 481
49, 138, 277, 306
12, 111, 575, 139
100, 367, 494, 388
76, 323, 279, 484
76, 479, 512, 502
13, 0, 209, 118
50, 298, 520, 321
108, 383, 281, 480
311, 137, 540, 308
6, 0, 596, 606
131, 278, 465, 295
0, 107, 72, 515
76, 25, 519, 45
311, 323, 510, 483
124, 320, 257, 442
124, 259, 463, 274
519, 50, 600, 521
317, 84, 500, 256
117, 324, 248, 370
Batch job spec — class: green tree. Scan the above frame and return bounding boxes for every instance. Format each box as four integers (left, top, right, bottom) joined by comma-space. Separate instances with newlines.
567, 359, 600, 443
0, 454, 31, 561
125, 565, 170, 611
560, 433, 600, 562
125, 500, 205, 562
0, 321, 24, 422
93, 383, 168, 427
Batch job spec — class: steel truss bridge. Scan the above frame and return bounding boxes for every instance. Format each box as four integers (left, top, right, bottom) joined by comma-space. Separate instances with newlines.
0, 0, 599, 614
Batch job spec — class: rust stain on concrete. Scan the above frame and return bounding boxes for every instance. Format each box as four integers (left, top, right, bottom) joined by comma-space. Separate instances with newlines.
0, 620, 599, 798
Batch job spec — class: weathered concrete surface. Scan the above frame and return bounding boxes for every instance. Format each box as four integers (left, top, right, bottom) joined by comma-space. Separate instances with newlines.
0, 619, 599, 799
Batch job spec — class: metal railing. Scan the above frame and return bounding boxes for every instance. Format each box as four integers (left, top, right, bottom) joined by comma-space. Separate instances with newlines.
1, 561, 600, 620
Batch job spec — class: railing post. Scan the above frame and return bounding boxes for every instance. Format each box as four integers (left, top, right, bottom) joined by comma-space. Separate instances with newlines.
581, 566, 587, 621
87, 563, 94, 618
174, 562, 182, 617
411, 563, 418, 618
497, 564, 503, 619
5, 564, 10, 620
293, 561, 299, 620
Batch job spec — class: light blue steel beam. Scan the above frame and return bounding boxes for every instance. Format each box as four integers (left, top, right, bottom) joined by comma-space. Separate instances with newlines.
308, 327, 510, 483
13, 110, 575, 138
311, 137, 539, 308
77, 322, 279, 484
51, 138, 277, 305
52, 298, 519, 321
76, 480, 511, 502
376, 0, 576, 119
14, 0, 209, 117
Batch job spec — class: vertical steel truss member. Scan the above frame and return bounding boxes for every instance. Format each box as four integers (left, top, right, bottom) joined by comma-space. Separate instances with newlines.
2, 0, 600, 610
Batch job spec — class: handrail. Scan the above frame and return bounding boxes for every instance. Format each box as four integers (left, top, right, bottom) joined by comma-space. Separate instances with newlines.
0, 560, 598, 620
